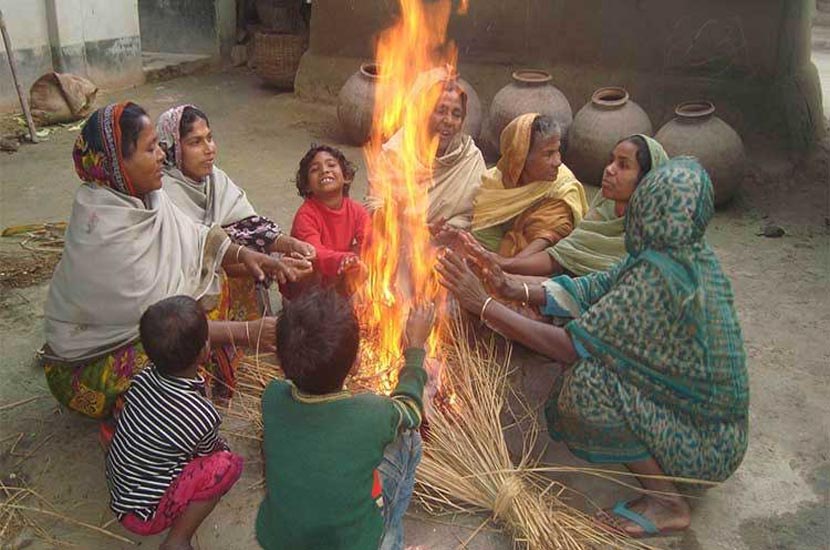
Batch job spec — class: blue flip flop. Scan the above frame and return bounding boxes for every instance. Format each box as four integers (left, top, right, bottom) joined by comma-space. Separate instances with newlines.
611, 500, 659, 536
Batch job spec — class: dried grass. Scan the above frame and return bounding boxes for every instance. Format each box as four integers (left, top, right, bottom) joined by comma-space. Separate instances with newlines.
227, 318, 665, 549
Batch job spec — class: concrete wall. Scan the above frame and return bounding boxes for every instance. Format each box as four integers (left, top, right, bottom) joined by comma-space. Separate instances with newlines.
0, 0, 143, 112
137, 0, 236, 57
296, 0, 825, 150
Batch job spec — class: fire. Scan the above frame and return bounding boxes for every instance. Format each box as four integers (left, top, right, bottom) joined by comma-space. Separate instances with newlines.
355, 0, 465, 391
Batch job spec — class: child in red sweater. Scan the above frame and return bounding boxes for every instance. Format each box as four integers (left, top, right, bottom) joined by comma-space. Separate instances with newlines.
285, 144, 369, 296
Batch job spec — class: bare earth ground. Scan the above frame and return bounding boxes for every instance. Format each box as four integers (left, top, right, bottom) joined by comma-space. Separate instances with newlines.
0, 67, 828, 550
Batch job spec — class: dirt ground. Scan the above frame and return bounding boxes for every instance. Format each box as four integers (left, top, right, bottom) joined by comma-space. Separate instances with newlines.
0, 66, 828, 550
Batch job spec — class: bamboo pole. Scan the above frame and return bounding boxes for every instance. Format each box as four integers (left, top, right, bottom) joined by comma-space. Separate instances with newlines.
0, 9, 38, 143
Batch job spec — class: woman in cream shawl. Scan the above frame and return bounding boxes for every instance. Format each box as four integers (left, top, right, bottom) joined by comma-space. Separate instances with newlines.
366, 67, 486, 230
157, 104, 315, 257
479, 134, 669, 277
472, 113, 588, 257
41, 102, 310, 420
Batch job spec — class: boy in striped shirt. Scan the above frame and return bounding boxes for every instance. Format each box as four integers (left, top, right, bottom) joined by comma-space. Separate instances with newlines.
106, 295, 243, 550
256, 288, 435, 550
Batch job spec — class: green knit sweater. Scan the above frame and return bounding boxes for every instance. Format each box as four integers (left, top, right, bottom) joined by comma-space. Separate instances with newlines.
255, 348, 427, 550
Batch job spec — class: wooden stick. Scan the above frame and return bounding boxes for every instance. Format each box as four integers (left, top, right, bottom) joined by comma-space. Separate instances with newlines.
0, 395, 45, 412
0, 9, 38, 143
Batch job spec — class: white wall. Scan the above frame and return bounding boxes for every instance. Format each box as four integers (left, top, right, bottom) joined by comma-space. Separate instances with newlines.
81, 0, 140, 42
0, 0, 50, 53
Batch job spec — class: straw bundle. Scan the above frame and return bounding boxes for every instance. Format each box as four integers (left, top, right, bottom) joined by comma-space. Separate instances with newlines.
227, 319, 656, 549
413, 319, 655, 550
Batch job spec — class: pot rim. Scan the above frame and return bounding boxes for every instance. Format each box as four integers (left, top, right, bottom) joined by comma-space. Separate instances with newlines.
359, 62, 385, 80
512, 69, 552, 84
675, 100, 715, 119
591, 86, 629, 108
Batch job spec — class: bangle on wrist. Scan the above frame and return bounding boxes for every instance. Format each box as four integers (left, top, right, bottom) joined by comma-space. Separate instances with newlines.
522, 282, 529, 307
245, 321, 251, 344
235, 245, 244, 263
479, 296, 494, 323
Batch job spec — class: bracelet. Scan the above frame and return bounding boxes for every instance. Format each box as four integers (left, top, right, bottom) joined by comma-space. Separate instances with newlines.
245, 321, 251, 344
275, 233, 284, 247
522, 282, 529, 307
479, 296, 494, 323
235, 245, 244, 264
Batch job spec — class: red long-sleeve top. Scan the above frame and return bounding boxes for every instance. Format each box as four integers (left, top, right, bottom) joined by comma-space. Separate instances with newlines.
290, 197, 369, 284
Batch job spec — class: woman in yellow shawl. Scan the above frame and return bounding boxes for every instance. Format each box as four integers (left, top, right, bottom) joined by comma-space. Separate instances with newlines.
472, 113, 588, 257
482, 134, 669, 277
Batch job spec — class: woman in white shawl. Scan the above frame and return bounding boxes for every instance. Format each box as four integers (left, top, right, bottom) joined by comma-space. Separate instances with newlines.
366, 67, 486, 230
41, 102, 311, 421
157, 104, 316, 318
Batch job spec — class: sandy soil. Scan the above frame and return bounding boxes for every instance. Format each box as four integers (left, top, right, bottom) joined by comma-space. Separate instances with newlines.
0, 67, 828, 550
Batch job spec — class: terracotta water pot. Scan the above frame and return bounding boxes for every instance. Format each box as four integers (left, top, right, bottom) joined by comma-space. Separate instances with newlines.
566, 87, 653, 186
655, 101, 746, 206
484, 69, 573, 156
337, 65, 483, 145
456, 76, 482, 141
337, 63, 384, 145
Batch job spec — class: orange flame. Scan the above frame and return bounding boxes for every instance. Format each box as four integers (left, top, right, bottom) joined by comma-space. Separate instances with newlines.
356, 0, 465, 391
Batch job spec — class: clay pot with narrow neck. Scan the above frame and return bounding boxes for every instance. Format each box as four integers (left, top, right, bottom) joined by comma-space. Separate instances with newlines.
484, 69, 573, 158
566, 87, 653, 186
337, 63, 384, 145
655, 101, 746, 206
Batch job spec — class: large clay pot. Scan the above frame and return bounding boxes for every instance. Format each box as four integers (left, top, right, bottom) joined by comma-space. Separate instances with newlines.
337, 63, 383, 145
566, 87, 653, 186
337, 64, 483, 145
485, 69, 573, 156
655, 101, 746, 206
456, 76, 482, 141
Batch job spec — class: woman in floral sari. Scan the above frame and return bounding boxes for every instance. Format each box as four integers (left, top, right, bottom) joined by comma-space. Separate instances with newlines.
438, 158, 748, 537
157, 104, 316, 318
41, 102, 311, 421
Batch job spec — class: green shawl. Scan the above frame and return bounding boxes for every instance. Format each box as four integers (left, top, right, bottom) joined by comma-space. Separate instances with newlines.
543, 157, 748, 422
548, 134, 668, 275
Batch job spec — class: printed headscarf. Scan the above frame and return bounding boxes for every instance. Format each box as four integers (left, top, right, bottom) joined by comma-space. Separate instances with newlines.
72, 102, 138, 196
156, 103, 197, 170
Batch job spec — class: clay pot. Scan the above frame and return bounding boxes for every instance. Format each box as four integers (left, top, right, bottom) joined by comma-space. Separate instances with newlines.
456, 77, 482, 141
484, 69, 573, 156
655, 101, 746, 206
337, 63, 384, 145
337, 65, 483, 145
566, 87, 653, 186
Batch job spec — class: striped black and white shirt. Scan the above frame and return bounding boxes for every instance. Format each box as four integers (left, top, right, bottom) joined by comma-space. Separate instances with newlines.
105, 365, 227, 521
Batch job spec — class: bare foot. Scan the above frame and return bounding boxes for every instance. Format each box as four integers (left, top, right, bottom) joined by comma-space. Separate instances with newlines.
596, 494, 691, 537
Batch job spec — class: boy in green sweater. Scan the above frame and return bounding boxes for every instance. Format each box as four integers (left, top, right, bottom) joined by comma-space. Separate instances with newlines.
256, 287, 435, 550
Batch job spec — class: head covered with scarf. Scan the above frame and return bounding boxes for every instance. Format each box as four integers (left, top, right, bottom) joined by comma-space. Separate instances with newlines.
156, 103, 198, 171
72, 102, 144, 196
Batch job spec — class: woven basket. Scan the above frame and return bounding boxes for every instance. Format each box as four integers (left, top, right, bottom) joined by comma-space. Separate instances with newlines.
253, 31, 308, 89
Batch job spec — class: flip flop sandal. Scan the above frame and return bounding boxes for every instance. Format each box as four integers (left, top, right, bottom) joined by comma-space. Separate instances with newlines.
595, 499, 686, 539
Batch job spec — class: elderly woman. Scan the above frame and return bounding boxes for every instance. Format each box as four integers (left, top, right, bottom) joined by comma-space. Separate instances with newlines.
41, 102, 311, 421
472, 113, 588, 258
438, 158, 748, 537
482, 134, 668, 277
367, 67, 487, 230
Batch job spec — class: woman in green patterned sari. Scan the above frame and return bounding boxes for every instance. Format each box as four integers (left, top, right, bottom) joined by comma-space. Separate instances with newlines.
437, 157, 748, 537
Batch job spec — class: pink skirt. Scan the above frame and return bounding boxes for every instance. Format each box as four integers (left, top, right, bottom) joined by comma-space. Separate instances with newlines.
120, 451, 244, 536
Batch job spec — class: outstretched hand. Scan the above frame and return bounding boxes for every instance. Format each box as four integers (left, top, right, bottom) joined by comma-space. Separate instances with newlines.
435, 248, 490, 315
404, 302, 436, 349
242, 248, 313, 285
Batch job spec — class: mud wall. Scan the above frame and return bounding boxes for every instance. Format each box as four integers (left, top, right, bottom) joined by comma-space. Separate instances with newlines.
0, 0, 142, 112
296, 0, 825, 150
